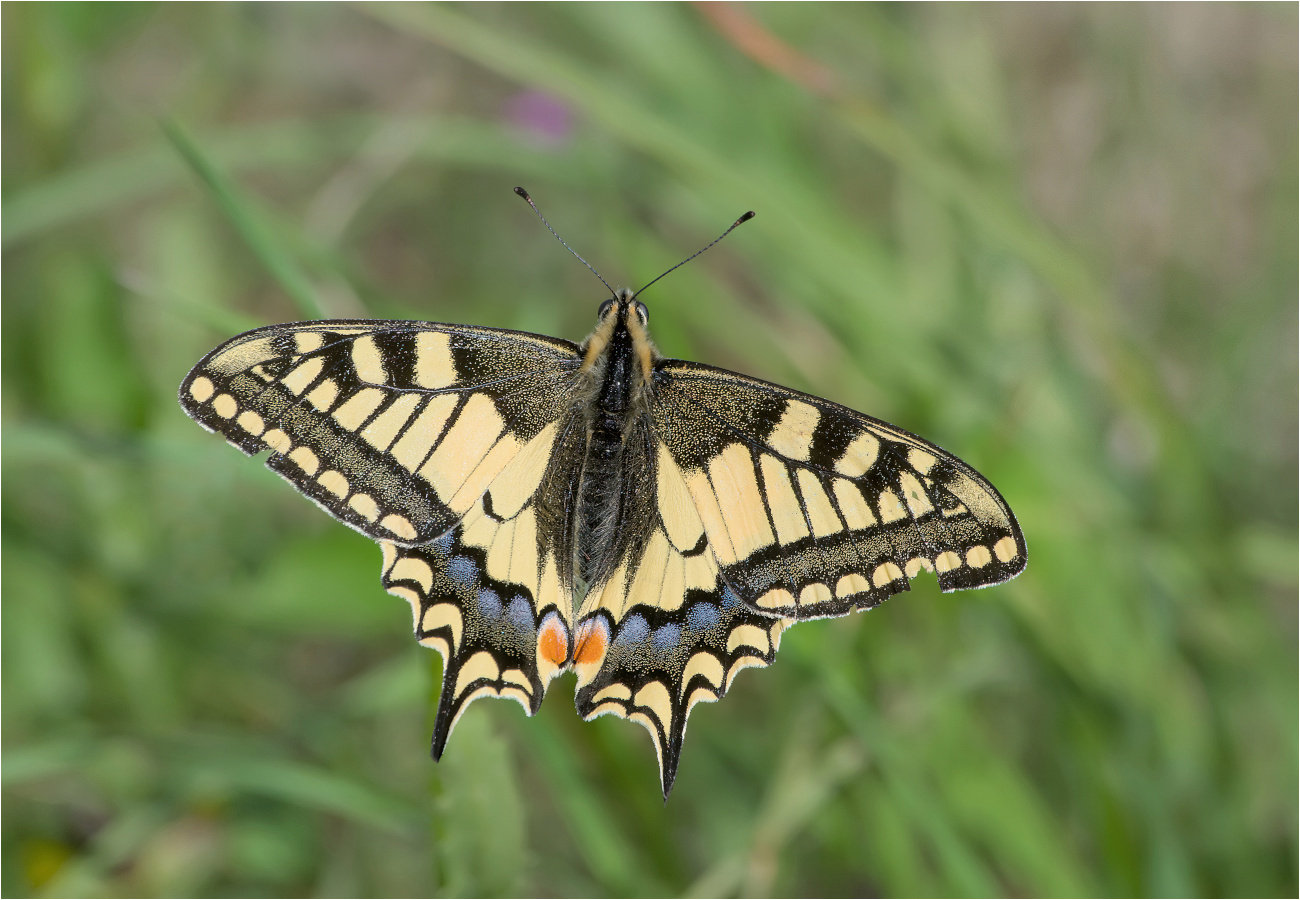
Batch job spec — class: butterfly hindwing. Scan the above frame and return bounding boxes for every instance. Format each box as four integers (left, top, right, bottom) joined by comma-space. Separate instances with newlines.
179, 320, 580, 546
651, 361, 1028, 620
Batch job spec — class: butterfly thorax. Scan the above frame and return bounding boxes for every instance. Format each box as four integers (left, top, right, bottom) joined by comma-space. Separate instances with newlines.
573, 291, 662, 589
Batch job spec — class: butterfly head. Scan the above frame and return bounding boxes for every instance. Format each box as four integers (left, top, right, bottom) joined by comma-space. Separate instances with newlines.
596, 287, 649, 329
582, 288, 658, 383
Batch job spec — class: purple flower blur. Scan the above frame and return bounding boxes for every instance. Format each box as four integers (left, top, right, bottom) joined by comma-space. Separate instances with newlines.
504, 90, 573, 146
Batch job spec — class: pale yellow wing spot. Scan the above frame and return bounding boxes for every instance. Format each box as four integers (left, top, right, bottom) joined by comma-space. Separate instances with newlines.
421, 603, 464, 651
966, 545, 993, 568
318, 470, 349, 499
633, 681, 674, 731
835, 573, 871, 598
332, 387, 387, 432
380, 514, 418, 541
348, 493, 380, 522
934, 551, 962, 573
898, 471, 934, 516
237, 410, 265, 436
390, 393, 458, 472
905, 557, 933, 577
287, 446, 319, 475
877, 489, 907, 524
391, 555, 434, 593
872, 562, 903, 588
593, 683, 632, 703
796, 469, 843, 537
280, 357, 324, 395
757, 587, 796, 609
293, 332, 324, 354
727, 624, 770, 655
413, 331, 456, 389
994, 536, 1019, 563
454, 652, 501, 698
362, 394, 423, 451
709, 443, 775, 558
907, 447, 937, 475
189, 376, 215, 403
680, 652, 725, 698
834, 431, 879, 477
351, 335, 387, 384
760, 455, 811, 545
305, 379, 339, 412
656, 444, 706, 551
263, 428, 291, 454
767, 400, 820, 461
212, 394, 238, 419
798, 582, 832, 606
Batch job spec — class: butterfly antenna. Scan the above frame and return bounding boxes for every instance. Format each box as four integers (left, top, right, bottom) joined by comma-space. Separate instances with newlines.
632, 210, 755, 300
514, 186, 616, 297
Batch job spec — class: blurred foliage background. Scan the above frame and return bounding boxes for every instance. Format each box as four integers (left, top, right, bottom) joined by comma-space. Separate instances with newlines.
3, 3, 1296, 897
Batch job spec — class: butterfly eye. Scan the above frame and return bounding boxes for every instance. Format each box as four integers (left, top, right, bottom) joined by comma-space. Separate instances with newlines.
634, 301, 649, 325
597, 299, 614, 321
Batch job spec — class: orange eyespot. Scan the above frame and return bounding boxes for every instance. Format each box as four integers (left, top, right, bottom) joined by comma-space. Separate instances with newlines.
573, 618, 609, 666
537, 613, 570, 666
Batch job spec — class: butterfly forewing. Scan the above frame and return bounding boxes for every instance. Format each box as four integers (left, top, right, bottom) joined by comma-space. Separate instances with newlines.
650, 362, 1027, 619
179, 320, 580, 545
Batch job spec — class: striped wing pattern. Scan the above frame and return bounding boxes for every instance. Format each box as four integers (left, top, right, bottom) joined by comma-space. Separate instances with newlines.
573, 422, 792, 792
181, 320, 1025, 796
650, 362, 1027, 619
179, 320, 579, 547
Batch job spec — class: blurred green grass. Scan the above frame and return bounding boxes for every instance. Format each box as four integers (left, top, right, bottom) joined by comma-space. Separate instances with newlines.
3, 3, 1296, 896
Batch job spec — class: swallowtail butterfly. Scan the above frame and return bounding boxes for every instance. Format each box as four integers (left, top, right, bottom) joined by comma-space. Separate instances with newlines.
179, 190, 1026, 796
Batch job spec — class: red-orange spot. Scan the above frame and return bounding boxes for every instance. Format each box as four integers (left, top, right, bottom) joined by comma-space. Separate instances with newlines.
573, 619, 609, 666
538, 615, 570, 666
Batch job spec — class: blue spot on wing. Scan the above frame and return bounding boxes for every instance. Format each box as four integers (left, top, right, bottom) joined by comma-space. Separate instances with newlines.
651, 624, 681, 650
476, 588, 502, 619
446, 555, 478, 590
685, 602, 720, 632
613, 613, 649, 649
505, 596, 534, 631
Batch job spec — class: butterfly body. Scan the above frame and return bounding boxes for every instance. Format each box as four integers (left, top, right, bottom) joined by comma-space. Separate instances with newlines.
180, 285, 1025, 797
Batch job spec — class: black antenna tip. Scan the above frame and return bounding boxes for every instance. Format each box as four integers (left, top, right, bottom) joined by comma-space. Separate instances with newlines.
513, 186, 530, 200
738, 210, 756, 224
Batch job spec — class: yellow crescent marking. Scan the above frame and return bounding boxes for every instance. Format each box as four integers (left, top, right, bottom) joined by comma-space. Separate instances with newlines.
454, 651, 500, 697
421, 603, 464, 652
872, 562, 904, 587
834, 573, 872, 598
